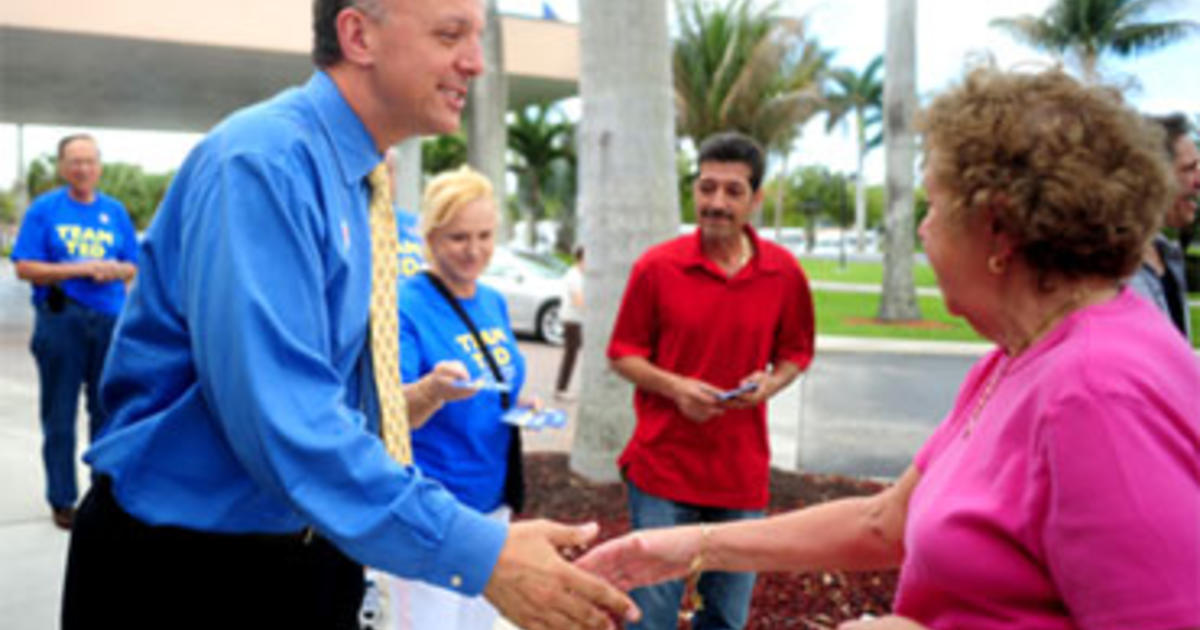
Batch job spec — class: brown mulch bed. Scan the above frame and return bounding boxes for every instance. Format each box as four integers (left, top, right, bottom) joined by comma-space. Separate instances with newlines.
518, 453, 899, 629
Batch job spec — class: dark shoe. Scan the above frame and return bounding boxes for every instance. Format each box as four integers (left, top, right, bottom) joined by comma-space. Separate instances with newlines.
52, 506, 75, 530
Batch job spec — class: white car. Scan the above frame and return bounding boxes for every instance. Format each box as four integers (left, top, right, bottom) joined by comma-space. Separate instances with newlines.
482, 247, 567, 345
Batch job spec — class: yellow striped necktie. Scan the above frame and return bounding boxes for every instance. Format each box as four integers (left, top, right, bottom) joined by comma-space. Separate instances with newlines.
367, 163, 411, 465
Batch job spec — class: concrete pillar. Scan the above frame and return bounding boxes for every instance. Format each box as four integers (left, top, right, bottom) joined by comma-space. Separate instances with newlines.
391, 138, 422, 213
15, 123, 28, 215
467, 0, 510, 240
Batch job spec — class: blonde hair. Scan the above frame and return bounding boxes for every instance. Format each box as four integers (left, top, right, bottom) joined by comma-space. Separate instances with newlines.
419, 165, 496, 256
916, 66, 1171, 283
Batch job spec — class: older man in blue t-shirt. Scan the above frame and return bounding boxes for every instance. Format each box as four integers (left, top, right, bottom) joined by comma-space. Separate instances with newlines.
10, 134, 138, 530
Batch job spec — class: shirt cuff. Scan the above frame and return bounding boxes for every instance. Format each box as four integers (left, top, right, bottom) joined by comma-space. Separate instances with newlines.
773, 352, 813, 373
424, 505, 508, 596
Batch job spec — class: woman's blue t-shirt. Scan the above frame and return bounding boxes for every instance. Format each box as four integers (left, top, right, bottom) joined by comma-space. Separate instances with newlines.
398, 272, 526, 512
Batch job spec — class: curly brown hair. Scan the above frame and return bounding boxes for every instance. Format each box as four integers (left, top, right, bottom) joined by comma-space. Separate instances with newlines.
916, 66, 1171, 283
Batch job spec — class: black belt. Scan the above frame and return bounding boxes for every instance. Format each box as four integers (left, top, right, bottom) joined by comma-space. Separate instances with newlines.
92, 476, 321, 546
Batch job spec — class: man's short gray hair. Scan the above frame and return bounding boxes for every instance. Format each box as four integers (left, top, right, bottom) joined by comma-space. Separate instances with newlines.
312, 0, 389, 68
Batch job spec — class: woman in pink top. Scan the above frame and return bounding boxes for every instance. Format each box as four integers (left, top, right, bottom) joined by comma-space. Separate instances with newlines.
577, 66, 1200, 630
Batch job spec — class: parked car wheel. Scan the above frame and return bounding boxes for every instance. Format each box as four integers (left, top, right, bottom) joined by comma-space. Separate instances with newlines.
482, 246, 567, 344
537, 300, 564, 345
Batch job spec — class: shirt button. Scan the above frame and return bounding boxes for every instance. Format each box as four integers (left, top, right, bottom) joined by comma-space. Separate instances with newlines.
450, 574, 463, 588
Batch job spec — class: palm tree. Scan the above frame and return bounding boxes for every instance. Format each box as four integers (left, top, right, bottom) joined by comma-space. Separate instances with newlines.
879, 0, 920, 322
825, 55, 884, 252
570, 0, 677, 482
507, 104, 574, 249
24, 155, 57, 201
673, 0, 829, 232
991, 0, 1199, 83
673, 0, 827, 148
421, 133, 467, 177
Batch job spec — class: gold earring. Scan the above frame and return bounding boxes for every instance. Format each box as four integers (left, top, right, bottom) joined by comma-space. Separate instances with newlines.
987, 255, 1006, 274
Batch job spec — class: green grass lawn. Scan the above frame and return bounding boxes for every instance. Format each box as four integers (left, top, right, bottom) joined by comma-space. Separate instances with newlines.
813, 287, 1200, 349
813, 290, 983, 342
799, 257, 939, 288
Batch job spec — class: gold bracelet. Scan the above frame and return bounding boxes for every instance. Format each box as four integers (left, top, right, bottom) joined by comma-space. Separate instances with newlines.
679, 524, 712, 622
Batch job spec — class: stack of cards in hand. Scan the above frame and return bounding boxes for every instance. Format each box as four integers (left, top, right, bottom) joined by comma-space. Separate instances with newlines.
500, 406, 568, 430
451, 378, 512, 393
716, 382, 758, 401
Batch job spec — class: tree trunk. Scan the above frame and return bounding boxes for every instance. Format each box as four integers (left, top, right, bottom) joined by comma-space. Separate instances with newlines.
390, 139, 422, 213
1080, 50, 1099, 84
526, 171, 541, 250
570, 0, 677, 482
15, 123, 29, 217
774, 149, 789, 242
467, 0, 509, 240
879, 0, 920, 321
853, 110, 867, 253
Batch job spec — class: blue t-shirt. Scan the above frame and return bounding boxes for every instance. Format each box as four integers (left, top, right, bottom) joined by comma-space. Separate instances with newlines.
10, 187, 138, 315
86, 72, 505, 595
400, 272, 526, 512
395, 207, 425, 279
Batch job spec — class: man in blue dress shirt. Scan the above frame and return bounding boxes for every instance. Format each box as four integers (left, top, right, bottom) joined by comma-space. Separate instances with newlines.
60, 1, 638, 628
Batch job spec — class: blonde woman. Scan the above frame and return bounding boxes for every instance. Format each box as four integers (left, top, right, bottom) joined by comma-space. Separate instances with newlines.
386, 166, 540, 629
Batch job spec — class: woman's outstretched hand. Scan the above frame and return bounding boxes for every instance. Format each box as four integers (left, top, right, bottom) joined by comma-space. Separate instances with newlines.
427, 360, 476, 402
574, 525, 704, 591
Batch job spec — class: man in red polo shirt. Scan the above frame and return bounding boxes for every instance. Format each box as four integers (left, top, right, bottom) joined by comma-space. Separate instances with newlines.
607, 131, 815, 629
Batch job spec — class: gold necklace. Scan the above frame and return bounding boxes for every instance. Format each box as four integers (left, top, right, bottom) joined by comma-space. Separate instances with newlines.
962, 287, 1103, 437
735, 232, 753, 268
963, 356, 1009, 437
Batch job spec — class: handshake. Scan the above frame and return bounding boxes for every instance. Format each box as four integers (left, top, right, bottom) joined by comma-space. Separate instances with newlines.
484, 517, 682, 630
482, 519, 639, 630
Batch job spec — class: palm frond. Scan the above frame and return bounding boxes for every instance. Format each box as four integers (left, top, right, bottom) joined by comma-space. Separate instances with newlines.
672, 0, 829, 148
992, 0, 1198, 73
721, 18, 801, 126
990, 15, 1071, 52
1108, 20, 1200, 54
752, 87, 826, 148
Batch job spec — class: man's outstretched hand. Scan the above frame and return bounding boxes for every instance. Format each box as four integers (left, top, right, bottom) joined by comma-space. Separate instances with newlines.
484, 520, 641, 630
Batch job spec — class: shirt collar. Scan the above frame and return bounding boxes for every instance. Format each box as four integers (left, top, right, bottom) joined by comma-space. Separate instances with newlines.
681, 224, 783, 274
304, 70, 383, 187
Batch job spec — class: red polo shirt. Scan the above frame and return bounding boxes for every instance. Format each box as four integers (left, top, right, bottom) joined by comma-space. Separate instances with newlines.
608, 227, 815, 509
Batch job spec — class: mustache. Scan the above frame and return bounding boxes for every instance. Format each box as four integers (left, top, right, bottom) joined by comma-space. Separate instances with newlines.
699, 208, 734, 220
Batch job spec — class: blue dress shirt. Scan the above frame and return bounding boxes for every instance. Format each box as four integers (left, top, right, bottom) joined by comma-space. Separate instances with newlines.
88, 71, 506, 595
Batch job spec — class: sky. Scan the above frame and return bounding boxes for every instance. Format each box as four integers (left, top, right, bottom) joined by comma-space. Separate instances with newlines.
2, 0, 1197, 187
